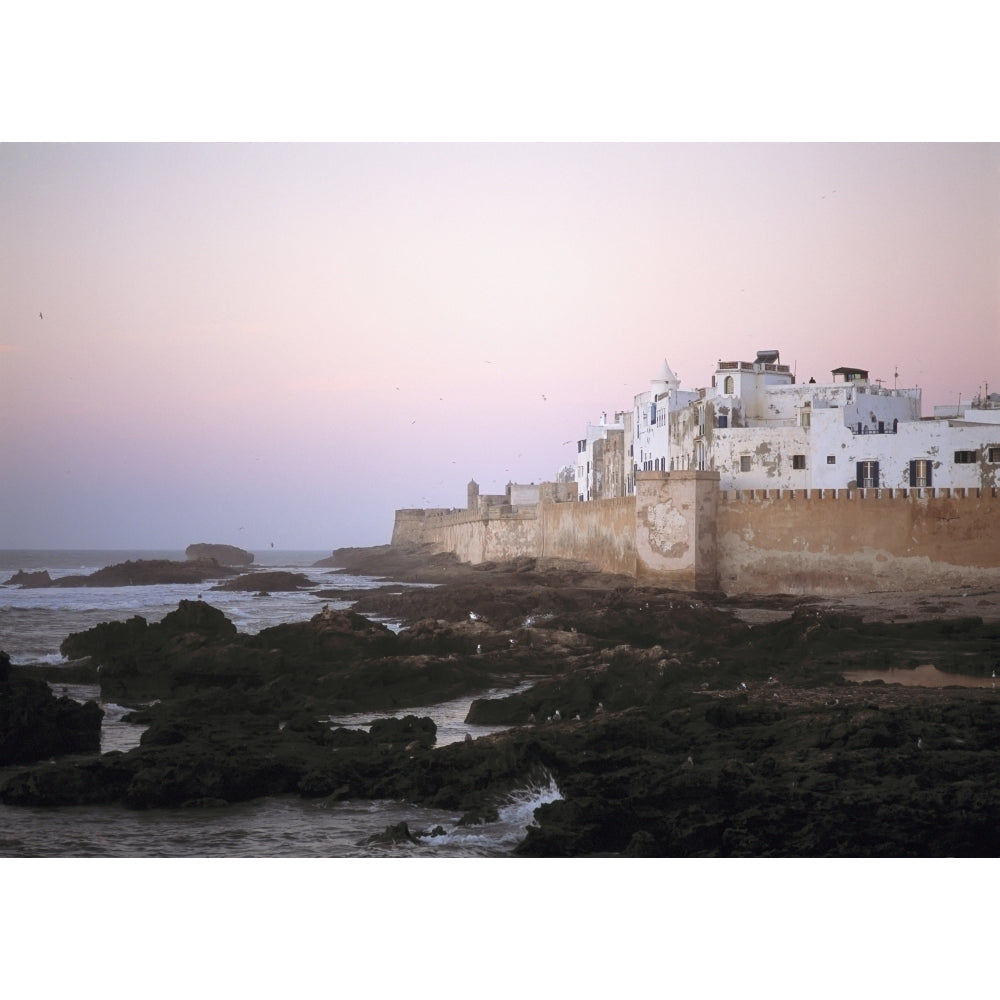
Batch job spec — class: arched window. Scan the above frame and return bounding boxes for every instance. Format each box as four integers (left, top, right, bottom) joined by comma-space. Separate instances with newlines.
724, 375, 734, 394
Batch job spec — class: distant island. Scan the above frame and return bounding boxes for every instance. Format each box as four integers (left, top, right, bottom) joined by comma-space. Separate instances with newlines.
185, 543, 254, 566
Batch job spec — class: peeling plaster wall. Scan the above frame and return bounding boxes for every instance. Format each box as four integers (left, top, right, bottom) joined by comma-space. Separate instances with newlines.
635, 471, 719, 590
684, 403, 1000, 493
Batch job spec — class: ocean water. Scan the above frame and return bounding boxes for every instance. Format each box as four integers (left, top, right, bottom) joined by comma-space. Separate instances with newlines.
0, 549, 560, 857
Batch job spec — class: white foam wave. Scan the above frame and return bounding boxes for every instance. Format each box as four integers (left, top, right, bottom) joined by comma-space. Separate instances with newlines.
410, 768, 564, 854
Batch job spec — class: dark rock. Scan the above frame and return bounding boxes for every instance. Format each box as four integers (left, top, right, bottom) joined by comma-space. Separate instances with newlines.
0, 754, 135, 806
369, 715, 436, 749
7, 553, 1000, 857
5, 569, 54, 588
0, 650, 103, 765
364, 821, 420, 846
186, 543, 254, 566
52, 559, 240, 588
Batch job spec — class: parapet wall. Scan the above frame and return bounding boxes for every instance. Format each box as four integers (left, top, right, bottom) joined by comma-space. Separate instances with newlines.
717, 486, 1000, 595
393, 484, 1000, 595
392, 507, 539, 565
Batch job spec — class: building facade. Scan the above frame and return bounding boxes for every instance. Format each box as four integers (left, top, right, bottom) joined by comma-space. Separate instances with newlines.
575, 350, 1000, 499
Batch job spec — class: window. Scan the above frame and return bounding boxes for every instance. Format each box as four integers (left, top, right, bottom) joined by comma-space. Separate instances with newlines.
724, 375, 734, 394
909, 459, 932, 488
954, 450, 977, 463
800, 410, 811, 428
990, 447, 1000, 463
792, 455, 806, 470
856, 460, 879, 488
717, 414, 728, 428
827, 455, 836, 465
740, 455, 752, 472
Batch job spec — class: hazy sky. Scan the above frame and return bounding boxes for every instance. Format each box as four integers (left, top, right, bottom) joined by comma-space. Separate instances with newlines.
1, 142, 997, 551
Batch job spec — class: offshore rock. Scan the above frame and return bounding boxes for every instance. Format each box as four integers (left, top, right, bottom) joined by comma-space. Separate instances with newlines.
43, 559, 241, 588
186, 543, 254, 566
5, 569, 54, 588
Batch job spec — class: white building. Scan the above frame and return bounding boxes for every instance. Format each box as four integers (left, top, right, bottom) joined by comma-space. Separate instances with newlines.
575, 411, 628, 501
574, 351, 1000, 497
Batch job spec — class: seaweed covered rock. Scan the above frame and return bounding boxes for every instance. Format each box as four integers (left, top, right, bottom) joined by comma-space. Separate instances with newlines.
59, 600, 251, 701
369, 715, 436, 749
0, 650, 103, 764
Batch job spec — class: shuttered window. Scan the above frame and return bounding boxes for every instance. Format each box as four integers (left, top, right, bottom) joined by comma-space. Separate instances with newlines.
909, 459, 932, 487
856, 460, 879, 488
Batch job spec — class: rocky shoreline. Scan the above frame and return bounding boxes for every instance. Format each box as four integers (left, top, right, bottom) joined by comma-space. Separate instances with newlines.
3, 544, 1000, 856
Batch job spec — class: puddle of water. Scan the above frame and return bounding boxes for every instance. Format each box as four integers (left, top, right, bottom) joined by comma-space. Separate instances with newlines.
844, 664, 995, 689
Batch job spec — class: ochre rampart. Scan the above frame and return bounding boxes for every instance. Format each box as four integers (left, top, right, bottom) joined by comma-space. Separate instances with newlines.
392, 483, 1000, 595
716, 486, 1000, 595
540, 496, 636, 575
392, 507, 539, 565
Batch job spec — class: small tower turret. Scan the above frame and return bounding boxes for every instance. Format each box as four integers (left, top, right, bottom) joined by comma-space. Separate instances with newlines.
651, 358, 680, 397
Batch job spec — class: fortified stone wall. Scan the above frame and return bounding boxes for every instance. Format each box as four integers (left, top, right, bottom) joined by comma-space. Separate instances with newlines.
393, 483, 1000, 595
716, 487, 1000, 595
392, 507, 539, 565
635, 471, 719, 590
540, 496, 636, 575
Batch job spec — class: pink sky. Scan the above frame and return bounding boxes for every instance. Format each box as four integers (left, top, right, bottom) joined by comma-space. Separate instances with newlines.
1, 143, 997, 550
